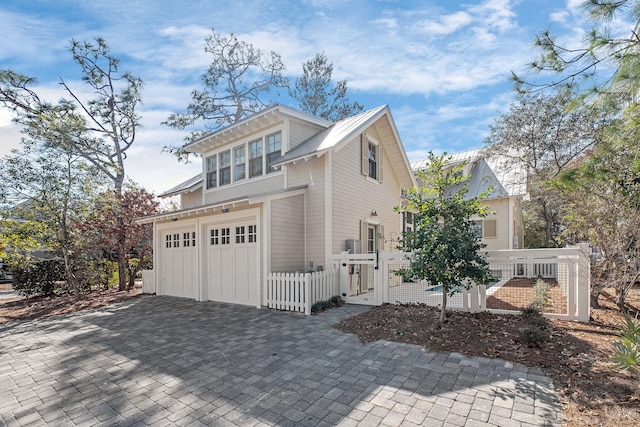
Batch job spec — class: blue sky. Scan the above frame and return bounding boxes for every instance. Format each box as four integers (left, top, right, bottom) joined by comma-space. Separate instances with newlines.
0, 0, 594, 194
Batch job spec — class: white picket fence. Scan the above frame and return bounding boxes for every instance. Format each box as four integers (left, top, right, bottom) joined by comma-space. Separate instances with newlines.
266, 268, 339, 315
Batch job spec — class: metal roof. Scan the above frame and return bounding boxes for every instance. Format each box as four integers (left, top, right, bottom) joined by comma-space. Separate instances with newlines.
273, 105, 389, 166
411, 149, 528, 199
158, 174, 203, 198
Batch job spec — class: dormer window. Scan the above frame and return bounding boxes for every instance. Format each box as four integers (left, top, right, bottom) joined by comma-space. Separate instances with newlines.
204, 131, 282, 190
234, 145, 246, 181
219, 150, 231, 186
206, 155, 217, 189
249, 139, 263, 178
266, 132, 282, 173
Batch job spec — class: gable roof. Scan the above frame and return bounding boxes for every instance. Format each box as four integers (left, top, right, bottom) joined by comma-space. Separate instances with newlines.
274, 105, 416, 188
273, 105, 388, 165
411, 149, 528, 200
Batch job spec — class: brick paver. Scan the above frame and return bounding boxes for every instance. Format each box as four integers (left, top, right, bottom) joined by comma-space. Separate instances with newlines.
0, 296, 564, 425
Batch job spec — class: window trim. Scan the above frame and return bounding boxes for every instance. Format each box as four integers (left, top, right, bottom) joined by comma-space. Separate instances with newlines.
361, 133, 383, 183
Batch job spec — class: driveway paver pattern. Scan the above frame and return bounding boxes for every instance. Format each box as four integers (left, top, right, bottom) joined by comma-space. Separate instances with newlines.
0, 296, 564, 426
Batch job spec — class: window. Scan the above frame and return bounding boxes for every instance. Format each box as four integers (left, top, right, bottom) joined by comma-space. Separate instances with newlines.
484, 219, 497, 238
183, 232, 195, 247
266, 132, 281, 173
368, 142, 377, 180
367, 226, 376, 253
172, 233, 180, 248
221, 228, 230, 245
210, 229, 219, 245
249, 139, 263, 178
206, 155, 217, 189
248, 225, 257, 243
219, 150, 231, 186
362, 134, 383, 181
234, 145, 246, 181
165, 234, 172, 249
235, 226, 245, 244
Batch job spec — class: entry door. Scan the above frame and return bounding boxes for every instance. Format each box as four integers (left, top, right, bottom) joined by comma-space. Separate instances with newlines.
206, 220, 258, 306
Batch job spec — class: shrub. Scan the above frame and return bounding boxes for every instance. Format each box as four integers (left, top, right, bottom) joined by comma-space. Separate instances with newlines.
11, 259, 65, 297
530, 277, 551, 310
310, 295, 344, 314
519, 306, 550, 346
611, 315, 640, 374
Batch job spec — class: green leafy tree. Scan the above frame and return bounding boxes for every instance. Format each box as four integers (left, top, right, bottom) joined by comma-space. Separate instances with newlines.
398, 152, 494, 324
0, 138, 103, 298
163, 29, 288, 161
0, 37, 143, 292
290, 52, 363, 121
484, 89, 606, 247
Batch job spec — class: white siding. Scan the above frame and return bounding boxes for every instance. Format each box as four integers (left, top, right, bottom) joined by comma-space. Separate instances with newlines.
289, 121, 325, 150
481, 199, 510, 250
286, 158, 326, 269
204, 174, 284, 205
180, 189, 202, 209
331, 126, 404, 254
270, 195, 305, 272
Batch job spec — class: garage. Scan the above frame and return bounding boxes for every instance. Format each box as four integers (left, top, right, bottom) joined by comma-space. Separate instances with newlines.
206, 219, 259, 306
160, 228, 198, 299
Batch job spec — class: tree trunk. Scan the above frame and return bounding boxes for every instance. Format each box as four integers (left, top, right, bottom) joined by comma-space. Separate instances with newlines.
440, 289, 447, 324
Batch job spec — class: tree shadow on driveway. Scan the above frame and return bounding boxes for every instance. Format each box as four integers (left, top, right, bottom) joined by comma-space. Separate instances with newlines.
0, 296, 564, 426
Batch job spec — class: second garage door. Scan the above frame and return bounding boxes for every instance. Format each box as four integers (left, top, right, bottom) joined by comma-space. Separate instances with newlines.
206, 219, 259, 306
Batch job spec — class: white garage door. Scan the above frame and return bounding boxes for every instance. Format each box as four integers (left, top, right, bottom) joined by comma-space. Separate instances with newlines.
206, 220, 259, 306
161, 229, 198, 299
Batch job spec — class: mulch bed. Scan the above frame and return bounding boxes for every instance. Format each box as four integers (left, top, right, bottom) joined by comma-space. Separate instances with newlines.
487, 277, 568, 314
0, 287, 143, 324
334, 286, 640, 426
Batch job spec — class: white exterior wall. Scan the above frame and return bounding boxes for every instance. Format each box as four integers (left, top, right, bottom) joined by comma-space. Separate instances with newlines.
270, 195, 305, 272
481, 198, 511, 250
331, 127, 404, 254
286, 158, 326, 270
180, 189, 202, 210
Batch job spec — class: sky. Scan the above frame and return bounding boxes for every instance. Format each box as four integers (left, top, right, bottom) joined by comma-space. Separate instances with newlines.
0, 0, 595, 195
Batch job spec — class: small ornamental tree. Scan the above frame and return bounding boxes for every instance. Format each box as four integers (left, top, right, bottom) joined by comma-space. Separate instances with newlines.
398, 152, 494, 324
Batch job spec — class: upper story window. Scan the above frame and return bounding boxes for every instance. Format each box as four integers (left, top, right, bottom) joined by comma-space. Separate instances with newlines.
204, 131, 282, 190
206, 155, 217, 189
249, 139, 262, 178
361, 134, 383, 182
219, 150, 231, 186
266, 132, 282, 173
234, 145, 246, 181
368, 142, 378, 180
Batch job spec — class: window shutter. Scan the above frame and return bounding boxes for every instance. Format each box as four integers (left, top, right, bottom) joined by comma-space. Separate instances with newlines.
360, 220, 367, 252
378, 145, 384, 182
378, 225, 385, 251
484, 219, 497, 238
361, 134, 368, 176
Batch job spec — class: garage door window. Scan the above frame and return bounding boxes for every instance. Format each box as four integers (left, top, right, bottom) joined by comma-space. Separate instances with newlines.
221, 228, 230, 245
183, 232, 196, 247
248, 225, 257, 243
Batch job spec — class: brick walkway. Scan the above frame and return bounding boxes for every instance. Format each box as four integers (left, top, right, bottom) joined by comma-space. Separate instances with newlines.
0, 296, 564, 426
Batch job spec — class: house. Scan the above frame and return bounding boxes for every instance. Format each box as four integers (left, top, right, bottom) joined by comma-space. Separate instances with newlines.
410, 149, 527, 250
136, 104, 416, 306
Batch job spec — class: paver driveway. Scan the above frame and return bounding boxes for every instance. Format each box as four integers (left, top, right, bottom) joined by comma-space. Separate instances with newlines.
0, 296, 563, 426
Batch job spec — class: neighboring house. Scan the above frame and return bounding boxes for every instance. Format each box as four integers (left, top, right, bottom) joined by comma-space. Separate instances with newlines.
410, 149, 528, 250
137, 104, 416, 306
